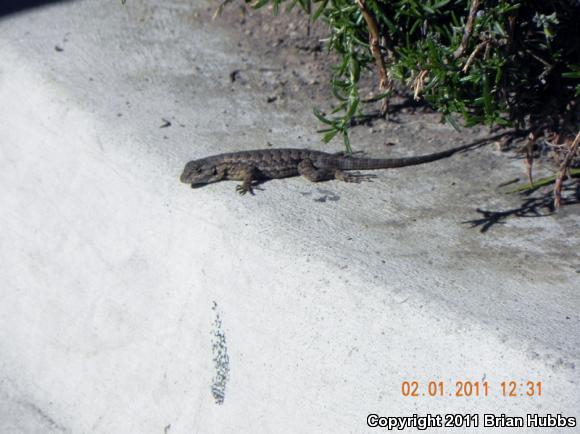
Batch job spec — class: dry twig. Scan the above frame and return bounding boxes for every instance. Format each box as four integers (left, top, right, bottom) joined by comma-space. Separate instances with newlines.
554, 131, 580, 208
462, 40, 488, 73
356, 0, 391, 116
213, 0, 234, 19
454, 0, 480, 59
411, 69, 428, 101
525, 132, 536, 188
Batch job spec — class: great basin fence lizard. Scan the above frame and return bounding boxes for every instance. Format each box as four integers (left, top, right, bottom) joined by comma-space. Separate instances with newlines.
180, 143, 476, 195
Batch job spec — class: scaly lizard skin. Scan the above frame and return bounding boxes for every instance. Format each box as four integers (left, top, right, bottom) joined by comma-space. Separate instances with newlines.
180, 143, 474, 195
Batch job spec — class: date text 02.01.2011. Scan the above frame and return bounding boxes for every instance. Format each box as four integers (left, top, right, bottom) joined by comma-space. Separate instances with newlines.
401, 380, 542, 398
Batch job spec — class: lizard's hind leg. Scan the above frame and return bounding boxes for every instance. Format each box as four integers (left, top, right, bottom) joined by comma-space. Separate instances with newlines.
297, 159, 336, 182
298, 159, 376, 183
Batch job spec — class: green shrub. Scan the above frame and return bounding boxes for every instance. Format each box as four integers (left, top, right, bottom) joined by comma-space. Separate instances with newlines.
253, 0, 580, 151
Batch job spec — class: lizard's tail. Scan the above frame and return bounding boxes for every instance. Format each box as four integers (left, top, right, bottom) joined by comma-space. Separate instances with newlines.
337, 142, 474, 171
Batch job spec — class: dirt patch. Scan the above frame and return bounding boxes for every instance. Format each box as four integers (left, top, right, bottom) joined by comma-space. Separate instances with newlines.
207, 2, 501, 145
204, 2, 333, 110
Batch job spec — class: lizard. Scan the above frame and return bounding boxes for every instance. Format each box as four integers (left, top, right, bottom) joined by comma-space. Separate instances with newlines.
180, 142, 477, 195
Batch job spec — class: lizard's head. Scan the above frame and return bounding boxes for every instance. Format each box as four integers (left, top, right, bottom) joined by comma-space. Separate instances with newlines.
180, 159, 225, 188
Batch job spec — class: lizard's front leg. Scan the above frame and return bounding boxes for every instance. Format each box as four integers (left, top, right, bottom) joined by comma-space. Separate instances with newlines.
232, 165, 260, 195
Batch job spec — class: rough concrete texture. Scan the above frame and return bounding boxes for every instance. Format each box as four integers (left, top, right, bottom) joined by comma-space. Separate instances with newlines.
1, 0, 579, 433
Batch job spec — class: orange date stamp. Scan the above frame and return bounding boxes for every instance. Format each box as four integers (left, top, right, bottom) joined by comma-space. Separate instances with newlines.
401, 380, 542, 398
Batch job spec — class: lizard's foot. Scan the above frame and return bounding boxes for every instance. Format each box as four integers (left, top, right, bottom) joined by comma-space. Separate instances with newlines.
236, 183, 254, 195
335, 170, 376, 183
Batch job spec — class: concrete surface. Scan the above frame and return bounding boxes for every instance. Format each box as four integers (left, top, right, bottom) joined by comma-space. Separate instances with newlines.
1, 0, 579, 433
